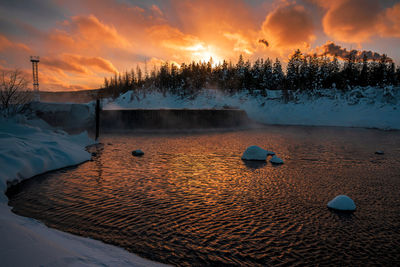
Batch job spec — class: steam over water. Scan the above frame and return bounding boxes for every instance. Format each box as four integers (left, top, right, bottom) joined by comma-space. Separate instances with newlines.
7, 126, 400, 266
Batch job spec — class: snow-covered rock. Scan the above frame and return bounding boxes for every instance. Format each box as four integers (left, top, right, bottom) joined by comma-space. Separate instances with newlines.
327, 195, 356, 211
241, 145, 274, 161
132, 149, 144, 156
269, 155, 284, 164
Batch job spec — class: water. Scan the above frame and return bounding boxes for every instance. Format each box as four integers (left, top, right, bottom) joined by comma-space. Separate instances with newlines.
7, 126, 400, 266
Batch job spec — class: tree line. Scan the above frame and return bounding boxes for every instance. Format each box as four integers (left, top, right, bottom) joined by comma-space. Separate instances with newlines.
102, 50, 400, 99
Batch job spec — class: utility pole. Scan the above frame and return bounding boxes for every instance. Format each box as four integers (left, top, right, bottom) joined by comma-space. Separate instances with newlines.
30, 56, 40, 101
95, 99, 100, 141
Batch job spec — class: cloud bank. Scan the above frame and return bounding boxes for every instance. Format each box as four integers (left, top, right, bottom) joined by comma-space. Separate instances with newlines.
0, 0, 399, 91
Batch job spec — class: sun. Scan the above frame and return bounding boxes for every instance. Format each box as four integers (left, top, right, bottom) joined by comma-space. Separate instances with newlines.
187, 43, 222, 67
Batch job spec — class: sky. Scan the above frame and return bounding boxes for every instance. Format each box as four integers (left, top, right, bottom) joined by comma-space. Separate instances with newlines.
0, 0, 400, 91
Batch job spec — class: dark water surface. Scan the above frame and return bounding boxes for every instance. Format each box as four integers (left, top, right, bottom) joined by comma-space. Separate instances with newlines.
7, 126, 400, 266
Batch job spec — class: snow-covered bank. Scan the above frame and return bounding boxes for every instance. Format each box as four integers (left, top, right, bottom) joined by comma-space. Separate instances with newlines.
104, 86, 400, 130
0, 117, 165, 267
28, 101, 95, 132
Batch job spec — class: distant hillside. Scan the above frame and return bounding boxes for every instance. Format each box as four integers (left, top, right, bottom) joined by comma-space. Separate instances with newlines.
39, 89, 104, 103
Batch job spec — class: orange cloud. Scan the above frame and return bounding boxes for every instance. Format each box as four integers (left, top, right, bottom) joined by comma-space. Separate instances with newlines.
314, 0, 400, 43
150, 5, 163, 17
168, 0, 259, 59
320, 0, 381, 43
63, 54, 118, 73
0, 34, 31, 52
223, 32, 254, 55
2, 0, 399, 91
48, 29, 76, 48
148, 24, 201, 52
39, 65, 104, 91
44, 14, 133, 54
261, 3, 315, 49
41, 54, 117, 76
42, 56, 90, 75
378, 3, 400, 38
171, 0, 257, 36
68, 14, 132, 48
146, 24, 224, 64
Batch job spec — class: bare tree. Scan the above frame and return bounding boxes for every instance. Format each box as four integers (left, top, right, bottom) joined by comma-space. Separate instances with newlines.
0, 68, 33, 117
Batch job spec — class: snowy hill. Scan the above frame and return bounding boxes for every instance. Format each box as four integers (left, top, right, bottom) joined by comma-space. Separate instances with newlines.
104, 86, 400, 130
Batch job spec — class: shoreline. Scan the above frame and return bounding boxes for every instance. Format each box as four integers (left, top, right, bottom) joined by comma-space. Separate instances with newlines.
0, 117, 167, 267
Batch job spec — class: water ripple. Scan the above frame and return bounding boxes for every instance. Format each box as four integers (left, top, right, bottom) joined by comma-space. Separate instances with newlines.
7, 127, 400, 266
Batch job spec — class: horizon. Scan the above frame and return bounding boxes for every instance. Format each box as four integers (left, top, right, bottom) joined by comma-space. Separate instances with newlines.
1, 0, 400, 91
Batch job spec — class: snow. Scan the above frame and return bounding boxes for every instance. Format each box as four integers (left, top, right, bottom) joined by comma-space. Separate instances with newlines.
269, 155, 284, 164
0, 117, 166, 267
327, 195, 356, 211
28, 101, 95, 132
1, 85, 397, 265
104, 86, 400, 130
241, 145, 274, 161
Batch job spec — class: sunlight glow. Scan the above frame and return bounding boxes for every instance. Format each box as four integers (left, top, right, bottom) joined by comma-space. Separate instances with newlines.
189, 44, 222, 67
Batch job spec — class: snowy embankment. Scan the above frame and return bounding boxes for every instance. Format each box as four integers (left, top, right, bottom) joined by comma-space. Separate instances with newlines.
104, 86, 400, 130
0, 117, 164, 267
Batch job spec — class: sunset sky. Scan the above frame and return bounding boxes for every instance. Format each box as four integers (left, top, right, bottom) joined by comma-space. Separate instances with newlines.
1, 0, 400, 91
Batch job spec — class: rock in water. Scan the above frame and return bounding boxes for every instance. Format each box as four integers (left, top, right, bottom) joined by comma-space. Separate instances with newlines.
241, 145, 274, 161
327, 195, 356, 211
375, 150, 384, 155
132, 149, 144, 156
269, 155, 284, 164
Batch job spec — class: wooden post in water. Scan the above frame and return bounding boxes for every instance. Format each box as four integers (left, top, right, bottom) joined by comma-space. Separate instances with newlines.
95, 99, 100, 141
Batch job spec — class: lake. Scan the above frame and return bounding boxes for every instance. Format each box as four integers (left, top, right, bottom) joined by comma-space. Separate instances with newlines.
7, 126, 400, 266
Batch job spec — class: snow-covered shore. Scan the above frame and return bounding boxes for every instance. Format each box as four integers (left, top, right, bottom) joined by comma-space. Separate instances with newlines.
0, 117, 165, 267
104, 86, 400, 130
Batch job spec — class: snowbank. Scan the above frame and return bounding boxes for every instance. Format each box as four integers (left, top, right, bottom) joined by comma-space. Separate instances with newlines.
28, 101, 95, 132
0, 117, 166, 267
104, 86, 400, 130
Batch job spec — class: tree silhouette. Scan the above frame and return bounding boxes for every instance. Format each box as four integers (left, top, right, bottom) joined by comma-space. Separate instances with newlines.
102, 49, 399, 100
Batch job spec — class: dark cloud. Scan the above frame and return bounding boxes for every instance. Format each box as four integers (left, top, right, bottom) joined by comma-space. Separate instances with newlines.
0, 0, 66, 17
316, 41, 393, 62
0, 0, 68, 28
258, 39, 269, 47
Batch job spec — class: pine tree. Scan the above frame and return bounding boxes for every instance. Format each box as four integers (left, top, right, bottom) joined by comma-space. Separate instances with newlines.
342, 52, 358, 89
387, 62, 396, 86
261, 58, 273, 92
359, 54, 369, 87
136, 65, 143, 86
103, 77, 109, 89
377, 55, 389, 87
286, 49, 303, 90
299, 56, 309, 90
272, 58, 284, 90
130, 69, 136, 88
102, 52, 398, 100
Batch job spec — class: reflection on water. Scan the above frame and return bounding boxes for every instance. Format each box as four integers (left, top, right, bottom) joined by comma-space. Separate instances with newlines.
7, 126, 400, 266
